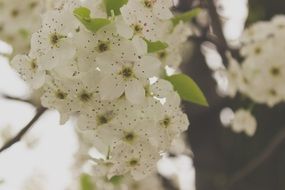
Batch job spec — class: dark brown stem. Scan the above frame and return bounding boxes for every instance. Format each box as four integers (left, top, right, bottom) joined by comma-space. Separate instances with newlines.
206, 0, 228, 49
0, 107, 47, 153
2, 94, 33, 105
226, 127, 285, 188
203, 0, 242, 65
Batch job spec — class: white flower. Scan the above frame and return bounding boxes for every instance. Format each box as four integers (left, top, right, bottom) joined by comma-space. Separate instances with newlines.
226, 16, 285, 107
98, 43, 161, 104
108, 142, 160, 180
230, 109, 257, 137
0, 0, 44, 54
125, 173, 164, 190
30, 10, 77, 70
41, 79, 76, 124
223, 55, 243, 97
11, 54, 45, 89
120, 0, 163, 41
9, 0, 191, 181
137, 0, 173, 20
154, 22, 192, 68
150, 93, 189, 150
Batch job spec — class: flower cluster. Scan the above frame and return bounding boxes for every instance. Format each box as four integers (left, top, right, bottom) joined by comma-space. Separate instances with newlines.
89, 161, 164, 190
0, 0, 45, 55
11, 0, 191, 180
222, 109, 257, 137
224, 15, 285, 107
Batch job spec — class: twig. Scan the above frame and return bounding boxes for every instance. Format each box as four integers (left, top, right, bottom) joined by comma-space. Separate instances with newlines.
203, 0, 242, 64
206, 0, 228, 49
2, 94, 33, 105
226, 127, 285, 188
0, 107, 47, 153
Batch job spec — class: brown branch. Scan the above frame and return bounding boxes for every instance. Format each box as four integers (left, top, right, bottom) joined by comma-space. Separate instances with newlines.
206, 0, 228, 49
2, 94, 33, 105
203, 0, 242, 65
0, 107, 47, 153
226, 127, 285, 188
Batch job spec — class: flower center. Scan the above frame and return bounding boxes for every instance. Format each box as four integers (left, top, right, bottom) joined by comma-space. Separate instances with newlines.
158, 51, 167, 60
97, 115, 108, 125
160, 116, 171, 128
129, 159, 139, 166
29, 2, 38, 9
56, 91, 67, 100
270, 67, 280, 76
96, 111, 114, 125
120, 67, 134, 79
133, 24, 143, 33
11, 9, 19, 17
144, 85, 152, 97
49, 33, 66, 47
30, 59, 38, 70
144, 0, 155, 8
269, 89, 277, 96
79, 91, 92, 102
97, 42, 110, 52
254, 47, 262, 55
124, 132, 135, 142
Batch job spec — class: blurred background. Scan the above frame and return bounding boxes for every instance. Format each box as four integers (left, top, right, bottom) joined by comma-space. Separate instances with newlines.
179, 0, 285, 190
0, 0, 285, 190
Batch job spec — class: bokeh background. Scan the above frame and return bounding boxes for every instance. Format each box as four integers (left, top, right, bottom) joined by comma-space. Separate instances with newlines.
0, 0, 285, 190
180, 0, 285, 190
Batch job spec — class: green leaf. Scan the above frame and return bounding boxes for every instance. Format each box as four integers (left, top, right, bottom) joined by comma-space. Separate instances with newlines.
171, 8, 201, 26
109, 175, 123, 186
74, 7, 111, 32
74, 6, 90, 18
145, 40, 168, 53
80, 174, 94, 190
166, 74, 208, 106
104, 0, 128, 16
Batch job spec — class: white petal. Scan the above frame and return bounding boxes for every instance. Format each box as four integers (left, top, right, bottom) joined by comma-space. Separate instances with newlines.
115, 16, 133, 39
125, 79, 145, 104
154, 1, 173, 20
99, 76, 125, 100
132, 36, 147, 55
135, 56, 161, 78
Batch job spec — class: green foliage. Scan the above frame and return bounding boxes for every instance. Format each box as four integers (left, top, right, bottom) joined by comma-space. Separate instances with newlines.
171, 8, 201, 26
109, 175, 123, 186
80, 174, 95, 190
104, 0, 128, 16
145, 40, 168, 53
166, 74, 208, 106
74, 7, 111, 32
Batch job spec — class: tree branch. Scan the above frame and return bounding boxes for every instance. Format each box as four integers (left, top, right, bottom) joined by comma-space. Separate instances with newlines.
206, 0, 228, 49
0, 107, 47, 153
203, 0, 242, 65
2, 94, 33, 105
226, 127, 285, 188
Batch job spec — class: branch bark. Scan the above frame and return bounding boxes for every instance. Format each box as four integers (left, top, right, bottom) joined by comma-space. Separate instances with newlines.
203, 0, 242, 64
0, 107, 47, 153
226, 127, 285, 188
2, 94, 33, 105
